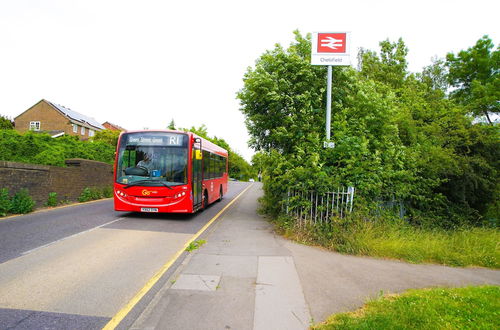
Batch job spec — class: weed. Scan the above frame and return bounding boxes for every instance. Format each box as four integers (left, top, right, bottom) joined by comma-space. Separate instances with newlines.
46, 192, 58, 207
102, 186, 113, 198
0, 188, 11, 216
78, 187, 104, 202
185, 239, 207, 252
10, 189, 35, 214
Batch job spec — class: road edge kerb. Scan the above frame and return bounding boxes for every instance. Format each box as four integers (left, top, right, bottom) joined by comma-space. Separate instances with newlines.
102, 183, 254, 330
0, 198, 114, 221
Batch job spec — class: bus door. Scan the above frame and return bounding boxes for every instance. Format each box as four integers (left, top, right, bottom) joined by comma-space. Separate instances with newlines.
192, 138, 203, 210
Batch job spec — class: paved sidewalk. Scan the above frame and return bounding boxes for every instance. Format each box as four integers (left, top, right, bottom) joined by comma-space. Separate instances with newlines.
131, 183, 500, 329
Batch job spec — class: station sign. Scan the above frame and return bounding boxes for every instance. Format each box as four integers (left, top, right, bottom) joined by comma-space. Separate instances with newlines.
311, 32, 351, 66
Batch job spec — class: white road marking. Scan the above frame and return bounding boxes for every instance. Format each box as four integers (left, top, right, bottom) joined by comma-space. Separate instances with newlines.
21, 217, 124, 256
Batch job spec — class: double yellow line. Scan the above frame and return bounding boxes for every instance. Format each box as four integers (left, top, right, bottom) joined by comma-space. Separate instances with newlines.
103, 183, 253, 330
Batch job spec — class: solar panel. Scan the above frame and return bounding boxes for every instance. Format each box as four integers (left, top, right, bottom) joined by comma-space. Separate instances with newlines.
48, 101, 105, 129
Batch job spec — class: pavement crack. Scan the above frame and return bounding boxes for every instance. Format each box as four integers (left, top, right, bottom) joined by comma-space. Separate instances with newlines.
291, 310, 306, 325
6, 311, 36, 330
198, 275, 213, 290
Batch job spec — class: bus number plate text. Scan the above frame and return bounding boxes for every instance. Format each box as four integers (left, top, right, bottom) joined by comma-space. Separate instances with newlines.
141, 207, 159, 213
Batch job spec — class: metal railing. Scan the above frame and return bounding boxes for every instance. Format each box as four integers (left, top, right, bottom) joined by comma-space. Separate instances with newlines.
284, 187, 355, 224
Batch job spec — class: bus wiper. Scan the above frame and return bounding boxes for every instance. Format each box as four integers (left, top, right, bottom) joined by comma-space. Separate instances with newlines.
157, 181, 174, 189
124, 180, 173, 189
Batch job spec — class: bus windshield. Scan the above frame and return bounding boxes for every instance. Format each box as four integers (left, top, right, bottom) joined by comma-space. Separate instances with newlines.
116, 132, 188, 187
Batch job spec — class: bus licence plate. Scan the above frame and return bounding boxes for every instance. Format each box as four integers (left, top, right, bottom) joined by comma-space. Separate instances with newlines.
141, 207, 158, 213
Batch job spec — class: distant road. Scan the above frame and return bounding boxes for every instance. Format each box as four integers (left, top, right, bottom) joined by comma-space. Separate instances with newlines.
0, 181, 250, 329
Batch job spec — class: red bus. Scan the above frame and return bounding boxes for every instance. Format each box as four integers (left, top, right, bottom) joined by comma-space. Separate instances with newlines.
113, 130, 228, 213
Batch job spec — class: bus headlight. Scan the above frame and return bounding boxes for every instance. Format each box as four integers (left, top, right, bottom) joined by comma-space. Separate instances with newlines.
175, 192, 186, 199
116, 190, 128, 198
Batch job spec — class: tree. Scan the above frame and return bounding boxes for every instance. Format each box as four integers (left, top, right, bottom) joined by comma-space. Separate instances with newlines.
91, 129, 121, 147
239, 30, 499, 227
446, 35, 499, 124
182, 125, 255, 181
0, 115, 13, 129
237, 31, 327, 153
358, 38, 409, 90
419, 57, 449, 92
168, 119, 176, 130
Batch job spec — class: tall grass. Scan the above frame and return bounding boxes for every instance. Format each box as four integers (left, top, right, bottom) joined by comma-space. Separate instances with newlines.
313, 286, 500, 329
274, 216, 499, 268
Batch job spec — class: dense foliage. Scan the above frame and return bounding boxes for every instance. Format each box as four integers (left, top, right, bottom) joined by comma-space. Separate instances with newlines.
0, 115, 13, 129
239, 31, 499, 228
446, 36, 499, 124
91, 129, 121, 147
0, 130, 116, 166
179, 124, 255, 181
0, 188, 35, 215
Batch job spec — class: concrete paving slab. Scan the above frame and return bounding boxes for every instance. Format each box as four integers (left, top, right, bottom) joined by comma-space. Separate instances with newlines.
131, 277, 256, 330
183, 254, 258, 278
254, 256, 311, 330
170, 274, 221, 291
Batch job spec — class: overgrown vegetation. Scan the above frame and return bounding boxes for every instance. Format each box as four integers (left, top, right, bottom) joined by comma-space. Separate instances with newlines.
0, 115, 13, 129
0, 188, 35, 215
0, 130, 116, 166
314, 286, 500, 329
179, 124, 255, 181
0, 186, 112, 217
239, 31, 498, 229
46, 192, 58, 207
78, 186, 113, 202
273, 215, 499, 268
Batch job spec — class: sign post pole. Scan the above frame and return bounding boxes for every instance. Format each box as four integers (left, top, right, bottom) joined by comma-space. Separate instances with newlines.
311, 32, 351, 148
326, 65, 332, 141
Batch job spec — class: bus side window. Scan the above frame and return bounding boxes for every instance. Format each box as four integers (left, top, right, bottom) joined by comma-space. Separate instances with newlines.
211, 153, 215, 179
202, 151, 208, 179
217, 156, 221, 178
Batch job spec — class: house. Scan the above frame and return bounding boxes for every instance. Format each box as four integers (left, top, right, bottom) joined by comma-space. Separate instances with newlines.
14, 99, 105, 139
102, 121, 127, 131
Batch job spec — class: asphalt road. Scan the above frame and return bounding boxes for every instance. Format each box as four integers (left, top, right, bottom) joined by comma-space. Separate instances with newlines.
0, 181, 250, 330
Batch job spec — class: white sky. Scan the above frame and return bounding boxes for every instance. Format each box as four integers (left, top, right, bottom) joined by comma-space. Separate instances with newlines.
1, 0, 498, 161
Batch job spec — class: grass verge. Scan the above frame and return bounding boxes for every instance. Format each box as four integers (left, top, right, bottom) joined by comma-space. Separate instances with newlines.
313, 286, 500, 329
274, 216, 499, 268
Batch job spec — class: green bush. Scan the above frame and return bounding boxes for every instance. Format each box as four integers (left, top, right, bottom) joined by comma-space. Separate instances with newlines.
0, 130, 115, 166
239, 32, 499, 229
78, 187, 104, 202
78, 188, 93, 202
10, 189, 35, 214
0, 188, 12, 216
102, 186, 113, 198
46, 192, 58, 207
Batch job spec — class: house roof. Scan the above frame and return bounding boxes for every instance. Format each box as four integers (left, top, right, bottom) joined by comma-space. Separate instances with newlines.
47, 100, 105, 130
102, 121, 127, 131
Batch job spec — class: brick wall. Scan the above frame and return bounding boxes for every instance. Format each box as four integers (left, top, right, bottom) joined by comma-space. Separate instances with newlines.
0, 159, 113, 207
